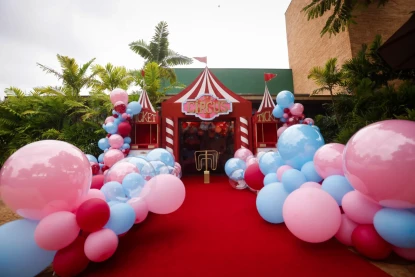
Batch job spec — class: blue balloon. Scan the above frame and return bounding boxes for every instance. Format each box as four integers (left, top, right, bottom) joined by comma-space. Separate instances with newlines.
277, 124, 325, 169
230, 169, 245, 181
124, 137, 132, 144
282, 169, 307, 193
0, 220, 56, 276
122, 173, 146, 198
272, 104, 284, 118
126, 108, 132, 114
256, 183, 289, 223
105, 122, 118, 134
98, 153, 105, 163
127, 101, 142, 115
98, 138, 110, 150
321, 175, 354, 205
85, 154, 98, 163
259, 151, 285, 175
108, 200, 122, 206
264, 173, 279, 186
225, 158, 246, 176
149, 160, 170, 175
311, 125, 320, 132
374, 208, 415, 248
101, 181, 127, 202
276, 90, 295, 108
301, 161, 323, 182
105, 203, 136, 235
114, 117, 122, 125
124, 157, 156, 180
280, 117, 287, 123
122, 143, 130, 149
146, 148, 175, 167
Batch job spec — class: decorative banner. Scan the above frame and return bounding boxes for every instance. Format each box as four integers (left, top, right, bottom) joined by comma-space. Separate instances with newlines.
182, 94, 232, 121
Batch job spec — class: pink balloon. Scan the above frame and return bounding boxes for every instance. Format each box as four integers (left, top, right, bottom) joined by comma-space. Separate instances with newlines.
142, 174, 185, 214
84, 229, 118, 262
234, 148, 254, 162
304, 118, 314, 125
276, 165, 293, 181
246, 157, 258, 167
122, 113, 128, 119
283, 113, 289, 119
277, 126, 288, 137
0, 140, 91, 220
103, 149, 124, 168
283, 187, 342, 243
313, 143, 345, 179
342, 191, 382, 224
108, 134, 124, 149
343, 120, 415, 208
127, 197, 149, 224
393, 246, 415, 261
79, 189, 106, 205
289, 103, 304, 116
109, 88, 128, 105
105, 116, 115, 124
300, 182, 321, 189
335, 214, 358, 246
104, 161, 139, 183
34, 211, 80, 250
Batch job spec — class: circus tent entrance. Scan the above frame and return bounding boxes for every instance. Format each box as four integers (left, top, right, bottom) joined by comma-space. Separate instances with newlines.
161, 67, 252, 175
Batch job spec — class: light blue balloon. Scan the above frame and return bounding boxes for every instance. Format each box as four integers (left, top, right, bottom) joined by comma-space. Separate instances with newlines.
149, 160, 169, 175
272, 104, 284, 118
277, 124, 325, 169
108, 200, 123, 206
126, 108, 132, 114
374, 208, 415, 248
105, 203, 136, 235
122, 143, 130, 149
229, 169, 245, 181
225, 158, 246, 176
122, 173, 145, 198
256, 183, 289, 223
321, 175, 354, 205
98, 153, 105, 163
114, 118, 122, 125
101, 181, 127, 202
280, 117, 287, 123
264, 173, 279, 186
98, 138, 110, 150
146, 148, 175, 167
301, 161, 323, 182
105, 122, 118, 134
276, 90, 295, 108
85, 154, 98, 163
127, 101, 142, 115
259, 151, 285, 175
311, 125, 320, 132
282, 169, 307, 193
124, 137, 132, 144
124, 157, 156, 180
0, 219, 56, 277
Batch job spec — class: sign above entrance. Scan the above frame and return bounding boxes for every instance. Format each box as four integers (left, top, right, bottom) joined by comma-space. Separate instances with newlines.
181, 94, 233, 121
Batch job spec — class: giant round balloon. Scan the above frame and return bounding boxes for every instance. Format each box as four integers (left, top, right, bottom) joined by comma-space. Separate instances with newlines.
343, 120, 415, 208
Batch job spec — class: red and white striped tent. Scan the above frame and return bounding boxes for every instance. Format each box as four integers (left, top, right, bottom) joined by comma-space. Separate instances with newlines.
161, 67, 252, 159
138, 89, 156, 113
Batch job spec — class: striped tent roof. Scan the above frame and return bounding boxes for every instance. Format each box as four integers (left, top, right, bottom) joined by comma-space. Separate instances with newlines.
257, 85, 275, 113
166, 67, 248, 104
138, 89, 156, 113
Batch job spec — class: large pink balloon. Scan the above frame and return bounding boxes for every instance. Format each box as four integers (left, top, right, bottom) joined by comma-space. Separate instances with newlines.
277, 126, 288, 137
393, 246, 415, 261
103, 149, 124, 168
142, 174, 185, 214
104, 161, 139, 183
342, 191, 382, 224
34, 211, 80, 250
283, 187, 341, 243
109, 88, 128, 105
108, 134, 124, 149
0, 140, 91, 220
300, 182, 321, 189
289, 103, 304, 116
234, 148, 253, 162
343, 120, 415, 208
313, 143, 345, 179
335, 214, 358, 246
127, 197, 149, 224
84, 229, 118, 262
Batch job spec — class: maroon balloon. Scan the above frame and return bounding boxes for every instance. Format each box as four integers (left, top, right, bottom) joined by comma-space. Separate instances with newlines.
244, 163, 265, 190
113, 113, 119, 118
90, 162, 100, 175
118, 122, 132, 137
352, 224, 392, 260
114, 103, 127, 114
53, 236, 90, 277
76, 198, 110, 233
91, 175, 105, 190
283, 108, 290, 113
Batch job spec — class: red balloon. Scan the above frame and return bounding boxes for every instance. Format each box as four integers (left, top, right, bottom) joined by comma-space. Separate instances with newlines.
117, 122, 131, 137
76, 199, 110, 233
283, 108, 290, 113
113, 114, 119, 118
244, 163, 265, 190
114, 103, 127, 114
91, 175, 104, 190
53, 236, 90, 277
352, 224, 392, 260
90, 162, 100, 175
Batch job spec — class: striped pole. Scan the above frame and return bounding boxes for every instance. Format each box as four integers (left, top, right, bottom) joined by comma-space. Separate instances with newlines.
239, 117, 249, 148
165, 118, 174, 154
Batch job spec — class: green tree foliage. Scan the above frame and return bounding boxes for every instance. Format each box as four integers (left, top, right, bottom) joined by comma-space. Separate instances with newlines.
91, 63, 134, 92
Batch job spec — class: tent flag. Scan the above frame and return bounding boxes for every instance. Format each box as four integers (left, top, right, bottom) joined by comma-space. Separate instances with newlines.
264, 73, 277, 82
193, 56, 207, 64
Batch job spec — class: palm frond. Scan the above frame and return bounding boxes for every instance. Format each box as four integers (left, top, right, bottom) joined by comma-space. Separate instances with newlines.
129, 40, 152, 60
4, 86, 27, 97
36, 63, 63, 80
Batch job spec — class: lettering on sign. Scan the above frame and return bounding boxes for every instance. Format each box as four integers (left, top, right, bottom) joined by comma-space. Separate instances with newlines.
136, 111, 157, 123
182, 94, 232, 120
257, 111, 277, 122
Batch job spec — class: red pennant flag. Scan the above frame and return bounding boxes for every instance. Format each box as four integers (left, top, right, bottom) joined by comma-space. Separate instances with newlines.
264, 73, 277, 82
193, 57, 207, 64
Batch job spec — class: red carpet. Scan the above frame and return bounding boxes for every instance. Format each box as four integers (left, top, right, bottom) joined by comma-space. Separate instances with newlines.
82, 176, 390, 277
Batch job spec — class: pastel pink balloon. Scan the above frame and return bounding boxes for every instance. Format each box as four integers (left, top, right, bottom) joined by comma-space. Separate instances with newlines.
283, 187, 342, 243
105, 116, 115, 124
277, 126, 288, 137
234, 148, 254, 162
109, 88, 128, 105
142, 174, 185, 214
84, 229, 118, 262
283, 113, 289, 119
304, 118, 314, 125
344, 120, 415, 208
393, 246, 415, 261
127, 197, 149, 224
277, 165, 293, 181
108, 134, 124, 149
122, 113, 128, 119
104, 161, 139, 183
300, 182, 321, 189
335, 214, 358, 246
342, 191, 382, 224
246, 157, 258, 167
289, 103, 304, 116
79, 189, 106, 204
0, 140, 91, 220
34, 211, 80, 250
313, 143, 345, 179
103, 149, 124, 168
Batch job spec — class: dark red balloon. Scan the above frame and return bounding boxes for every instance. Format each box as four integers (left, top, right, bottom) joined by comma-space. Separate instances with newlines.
118, 122, 132, 137
91, 175, 105, 190
114, 103, 127, 114
283, 108, 290, 113
90, 162, 100, 175
113, 113, 119, 118
53, 236, 90, 277
352, 224, 392, 260
244, 163, 265, 190
76, 198, 110, 233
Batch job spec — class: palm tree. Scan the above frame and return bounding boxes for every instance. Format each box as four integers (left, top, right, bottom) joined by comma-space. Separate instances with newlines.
91, 63, 134, 92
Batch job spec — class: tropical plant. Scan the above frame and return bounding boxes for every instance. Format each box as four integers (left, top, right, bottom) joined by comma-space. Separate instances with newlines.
91, 63, 134, 93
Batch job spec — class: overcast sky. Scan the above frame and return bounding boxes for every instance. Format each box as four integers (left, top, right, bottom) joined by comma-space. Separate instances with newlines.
0, 0, 292, 100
